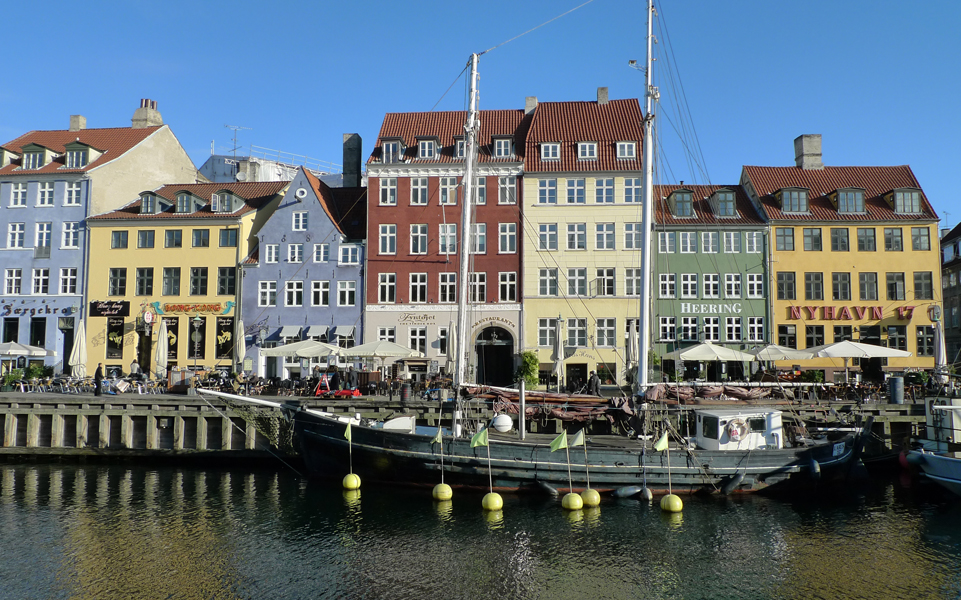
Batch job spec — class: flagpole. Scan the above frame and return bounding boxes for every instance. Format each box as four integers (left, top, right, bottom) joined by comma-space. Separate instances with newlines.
565, 445, 572, 492
583, 444, 590, 489
486, 443, 493, 492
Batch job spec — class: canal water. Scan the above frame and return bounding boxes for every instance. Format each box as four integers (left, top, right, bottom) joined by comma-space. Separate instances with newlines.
1, 462, 960, 600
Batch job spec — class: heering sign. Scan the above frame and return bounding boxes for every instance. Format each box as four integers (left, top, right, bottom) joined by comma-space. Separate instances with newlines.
679, 303, 742, 314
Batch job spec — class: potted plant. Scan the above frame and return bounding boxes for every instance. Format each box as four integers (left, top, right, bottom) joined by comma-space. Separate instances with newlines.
3, 368, 24, 392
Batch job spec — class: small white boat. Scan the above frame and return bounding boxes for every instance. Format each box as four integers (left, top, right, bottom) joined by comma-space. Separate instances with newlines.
908, 450, 961, 496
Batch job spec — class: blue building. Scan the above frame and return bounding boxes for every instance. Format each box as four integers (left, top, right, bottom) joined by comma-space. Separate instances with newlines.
241, 166, 366, 377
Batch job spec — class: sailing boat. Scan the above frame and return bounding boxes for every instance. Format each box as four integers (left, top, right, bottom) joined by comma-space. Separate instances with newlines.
205, 2, 866, 495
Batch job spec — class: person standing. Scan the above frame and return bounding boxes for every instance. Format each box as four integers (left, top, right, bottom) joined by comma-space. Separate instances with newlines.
94, 363, 104, 397
347, 366, 358, 390
588, 370, 601, 396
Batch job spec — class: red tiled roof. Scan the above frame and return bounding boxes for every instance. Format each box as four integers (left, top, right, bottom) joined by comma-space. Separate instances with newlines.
89, 181, 288, 220
0, 126, 163, 175
654, 184, 766, 226
742, 165, 938, 222
303, 168, 367, 240
524, 98, 644, 172
242, 243, 259, 265
368, 109, 528, 165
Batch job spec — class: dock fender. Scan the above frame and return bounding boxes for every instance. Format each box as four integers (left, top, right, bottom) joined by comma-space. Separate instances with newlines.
537, 479, 560, 497
720, 472, 745, 495
904, 451, 926, 467
612, 485, 643, 499
809, 459, 821, 480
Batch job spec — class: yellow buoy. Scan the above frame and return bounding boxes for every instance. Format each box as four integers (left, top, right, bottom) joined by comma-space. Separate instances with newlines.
580, 488, 601, 507
561, 492, 584, 510
342, 473, 361, 490
660, 493, 683, 513
482, 492, 504, 511
433, 483, 453, 501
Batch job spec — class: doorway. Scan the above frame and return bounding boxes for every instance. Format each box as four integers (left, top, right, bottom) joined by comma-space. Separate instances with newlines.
474, 326, 514, 386
566, 363, 588, 393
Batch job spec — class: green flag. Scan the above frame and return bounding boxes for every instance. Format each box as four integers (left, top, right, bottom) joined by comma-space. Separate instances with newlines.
431, 427, 443, 445
550, 430, 568, 452
570, 429, 585, 447
654, 431, 668, 452
344, 422, 352, 442
470, 426, 489, 448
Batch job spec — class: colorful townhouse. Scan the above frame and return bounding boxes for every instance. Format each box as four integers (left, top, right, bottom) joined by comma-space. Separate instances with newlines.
940, 224, 961, 368
0, 100, 198, 371
84, 182, 287, 377
653, 184, 768, 380
520, 89, 645, 389
365, 109, 526, 386
741, 134, 942, 381
240, 165, 366, 378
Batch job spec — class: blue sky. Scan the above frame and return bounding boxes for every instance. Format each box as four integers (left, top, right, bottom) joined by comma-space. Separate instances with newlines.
3, 0, 958, 228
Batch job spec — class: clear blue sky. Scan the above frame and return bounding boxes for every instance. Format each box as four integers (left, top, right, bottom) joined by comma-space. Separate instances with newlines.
3, 0, 958, 228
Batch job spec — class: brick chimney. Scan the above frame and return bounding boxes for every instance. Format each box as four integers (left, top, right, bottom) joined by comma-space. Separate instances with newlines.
342, 133, 362, 188
525, 96, 538, 115
69, 115, 86, 131
794, 134, 823, 170
131, 99, 163, 128
597, 87, 609, 105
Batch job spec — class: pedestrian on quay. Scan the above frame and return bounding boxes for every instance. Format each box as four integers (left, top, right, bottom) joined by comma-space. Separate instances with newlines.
94, 363, 103, 397
347, 365, 358, 390
588, 370, 601, 396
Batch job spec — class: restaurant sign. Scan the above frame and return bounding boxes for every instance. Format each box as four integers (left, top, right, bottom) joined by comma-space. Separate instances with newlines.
787, 305, 917, 321
89, 300, 130, 317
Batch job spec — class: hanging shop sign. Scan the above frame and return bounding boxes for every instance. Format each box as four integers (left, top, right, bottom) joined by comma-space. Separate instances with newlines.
216, 317, 234, 360
89, 301, 130, 317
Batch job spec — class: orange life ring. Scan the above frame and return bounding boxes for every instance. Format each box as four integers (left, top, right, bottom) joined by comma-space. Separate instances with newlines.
727, 418, 748, 442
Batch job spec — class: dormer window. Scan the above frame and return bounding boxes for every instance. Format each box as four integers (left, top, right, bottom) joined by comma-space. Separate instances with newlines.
418, 139, 437, 160
382, 140, 401, 163
779, 188, 809, 213
176, 194, 192, 213
22, 152, 43, 170
66, 150, 88, 169
578, 142, 597, 160
494, 138, 513, 158
541, 143, 560, 161
455, 139, 466, 159
141, 195, 156, 215
836, 189, 865, 213
211, 193, 235, 213
713, 190, 737, 217
617, 142, 636, 159
671, 190, 694, 217
893, 189, 922, 214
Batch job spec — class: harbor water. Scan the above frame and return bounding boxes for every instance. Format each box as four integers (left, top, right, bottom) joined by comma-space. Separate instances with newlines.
1, 462, 960, 599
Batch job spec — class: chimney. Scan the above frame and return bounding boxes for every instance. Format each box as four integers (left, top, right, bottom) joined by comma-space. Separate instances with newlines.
131, 98, 163, 128
342, 133, 362, 188
794, 134, 823, 170
597, 87, 609, 105
525, 96, 538, 115
942, 228, 951, 239
69, 115, 86, 131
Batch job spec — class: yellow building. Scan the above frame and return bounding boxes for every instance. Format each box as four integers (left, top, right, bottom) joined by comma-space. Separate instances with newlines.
84, 182, 286, 378
742, 135, 942, 381
520, 91, 645, 389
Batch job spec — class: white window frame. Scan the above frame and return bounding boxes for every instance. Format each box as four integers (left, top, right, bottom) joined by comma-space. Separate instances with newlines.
410, 177, 428, 205
617, 142, 636, 159
596, 318, 616, 347
658, 231, 675, 253
723, 232, 741, 253
746, 273, 764, 298
339, 245, 360, 265
578, 142, 597, 160
470, 223, 486, 254
379, 224, 396, 255
287, 243, 303, 263
265, 244, 279, 264
11, 182, 26, 207
337, 280, 356, 307
32, 268, 49, 295
439, 272, 456, 303
566, 178, 586, 204
596, 223, 615, 250
378, 273, 395, 304
680, 231, 697, 253
311, 280, 330, 307
38, 182, 54, 207
539, 268, 558, 296
61, 222, 80, 249
538, 179, 557, 204
409, 273, 427, 303
541, 143, 560, 160
568, 268, 587, 296
410, 224, 428, 255
494, 139, 513, 158
625, 223, 643, 250
625, 269, 641, 296
379, 178, 397, 206
703, 274, 720, 298
725, 317, 742, 342
680, 274, 698, 299
292, 211, 308, 231
659, 317, 676, 341
313, 243, 329, 262
745, 231, 762, 254
725, 273, 741, 298
498, 223, 516, 254
285, 280, 304, 307
539, 223, 557, 251
59, 267, 77, 295
439, 224, 457, 255
595, 178, 614, 204
440, 177, 458, 205
4, 268, 21, 295
499, 271, 517, 302
702, 231, 719, 253
624, 177, 641, 203
418, 139, 436, 160
659, 273, 676, 298
703, 317, 720, 342
567, 223, 586, 250
498, 176, 517, 204
748, 317, 765, 342
568, 318, 587, 347
469, 272, 486, 302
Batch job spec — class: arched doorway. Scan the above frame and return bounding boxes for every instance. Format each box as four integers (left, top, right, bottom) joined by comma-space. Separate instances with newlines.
474, 326, 514, 386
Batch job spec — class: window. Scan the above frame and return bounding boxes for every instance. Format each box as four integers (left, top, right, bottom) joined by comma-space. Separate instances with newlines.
886, 272, 905, 300
439, 224, 456, 254
66, 149, 88, 168
220, 229, 238, 247
6, 223, 24, 249
539, 224, 557, 251
264, 244, 279, 263
681, 317, 698, 341
382, 141, 400, 163
624, 178, 641, 203
781, 189, 808, 212
380, 178, 397, 205
568, 268, 587, 296
659, 273, 676, 298
804, 272, 823, 300
22, 152, 42, 170
567, 223, 586, 250
859, 272, 878, 301
499, 223, 517, 253
409, 273, 427, 303
108, 268, 126, 296
725, 274, 741, 298
378, 273, 395, 304
884, 228, 903, 251
857, 228, 876, 251
158, 232, 184, 254
702, 231, 719, 253
703, 317, 719, 342
595, 268, 615, 296
702, 274, 720, 298
806, 325, 825, 348
680, 232, 697, 253
339, 245, 360, 265
11, 182, 26, 207
775, 228, 794, 251
830, 228, 849, 251
140, 195, 156, 215
673, 192, 693, 217
35, 223, 51, 250
59, 268, 77, 295
887, 325, 907, 351
288, 243, 303, 263
285, 281, 304, 307
541, 319, 559, 348
833, 272, 851, 301
578, 142, 597, 160
338, 281, 356, 306
596, 318, 616, 347
745, 231, 761, 254
726, 317, 742, 342
834, 326, 853, 343
498, 176, 517, 204
837, 189, 864, 213
914, 272, 933, 300
192, 229, 209, 248
111, 230, 128, 249
218, 267, 235, 295
379, 224, 396, 255
378, 327, 396, 343
595, 178, 614, 203
778, 325, 797, 349
894, 190, 921, 214
659, 317, 676, 342
626, 269, 642, 296
568, 318, 587, 347
596, 223, 615, 250
410, 178, 428, 205
410, 224, 428, 255
38, 182, 54, 206
541, 143, 560, 160
65, 182, 81, 206
617, 142, 637, 159
418, 139, 436, 159
539, 268, 558, 296
777, 272, 796, 300
495, 138, 513, 158
470, 223, 486, 254
190, 267, 208, 296
723, 232, 740, 253
136, 230, 154, 249
163, 268, 180, 296
658, 231, 675, 253
746, 273, 764, 298
566, 178, 586, 204
538, 179, 557, 204
176, 194, 191, 213
438, 328, 448, 355
313, 243, 329, 262
680, 273, 698, 298
439, 273, 456, 303
917, 326, 935, 357
292, 212, 308, 231
716, 191, 736, 216
409, 328, 427, 355
469, 272, 486, 302
4, 269, 20, 295
748, 317, 764, 342
440, 177, 457, 205
803, 228, 822, 251
499, 272, 517, 302
311, 281, 329, 306
912, 227, 930, 251
134, 267, 153, 296
626, 224, 643, 250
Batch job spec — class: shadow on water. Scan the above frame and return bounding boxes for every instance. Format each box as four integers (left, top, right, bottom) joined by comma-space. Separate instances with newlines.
1, 462, 960, 599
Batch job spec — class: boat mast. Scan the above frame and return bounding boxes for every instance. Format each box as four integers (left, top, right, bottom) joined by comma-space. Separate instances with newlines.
638, 0, 657, 389
455, 53, 480, 390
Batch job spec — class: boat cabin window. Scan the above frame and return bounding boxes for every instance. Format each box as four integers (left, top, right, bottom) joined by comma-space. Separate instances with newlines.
748, 417, 766, 432
701, 415, 719, 440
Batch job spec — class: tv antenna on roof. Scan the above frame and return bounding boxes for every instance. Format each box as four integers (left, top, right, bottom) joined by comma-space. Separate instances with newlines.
224, 124, 251, 158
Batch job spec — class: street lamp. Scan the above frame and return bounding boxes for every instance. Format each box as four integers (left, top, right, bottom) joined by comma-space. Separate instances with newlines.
191, 316, 203, 372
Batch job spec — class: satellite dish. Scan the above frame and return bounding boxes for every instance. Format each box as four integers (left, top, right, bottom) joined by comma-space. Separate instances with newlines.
295, 187, 308, 200
235, 171, 247, 181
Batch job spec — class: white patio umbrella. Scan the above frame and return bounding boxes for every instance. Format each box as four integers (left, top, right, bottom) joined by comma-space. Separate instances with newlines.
661, 341, 757, 362
626, 326, 639, 391
934, 320, 949, 384
68, 320, 87, 378
154, 320, 168, 380
235, 319, 246, 371
294, 342, 343, 358
805, 339, 912, 383
445, 324, 458, 373
260, 339, 339, 357
0, 342, 49, 377
749, 344, 815, 361
342, 340, 424, 359
552, 320, 564, 392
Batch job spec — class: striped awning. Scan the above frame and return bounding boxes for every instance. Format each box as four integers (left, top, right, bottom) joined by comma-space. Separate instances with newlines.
279, 326, 301, 339
305, 325, 328, 338
332, 326, 355, 338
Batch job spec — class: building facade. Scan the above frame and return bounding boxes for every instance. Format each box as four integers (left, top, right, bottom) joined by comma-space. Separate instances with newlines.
941, 224, 961, 368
